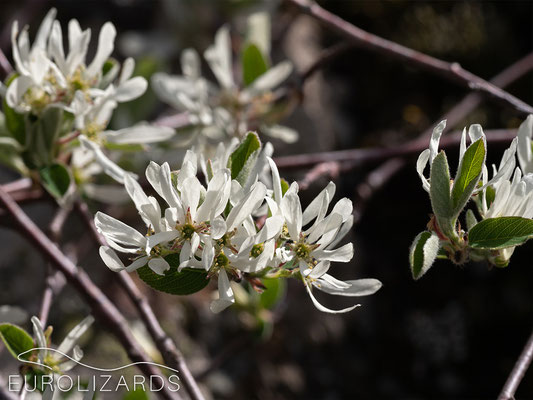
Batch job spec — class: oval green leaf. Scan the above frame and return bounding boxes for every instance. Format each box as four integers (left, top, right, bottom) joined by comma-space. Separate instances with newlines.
451, 138, 485, 215
228, 132, 261, 185
137, 254, 210, 295
0, 323, 35, 361
242, 43, 269, 86
468, 216, 533, 249
39, 163, 71, 198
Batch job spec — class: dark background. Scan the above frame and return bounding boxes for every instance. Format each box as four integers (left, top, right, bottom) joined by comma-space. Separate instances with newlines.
1, 1, 533, 399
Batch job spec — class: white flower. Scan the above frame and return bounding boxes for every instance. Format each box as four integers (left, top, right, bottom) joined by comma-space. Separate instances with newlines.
31, 315, 93, 372
151, 15, 297, 152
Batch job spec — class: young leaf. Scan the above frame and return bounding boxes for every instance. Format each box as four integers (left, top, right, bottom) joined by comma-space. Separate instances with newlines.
409, 231, 440, 280
2, 74, 26, 145
242, 43, 269, 86
228, 132, 261, 185
0, 323, 34, 361
39, 163, 71, 198
429, 151, 455, 237
451, 138, 485, 215
468, 217, 533, 249
137, 254, 209, 295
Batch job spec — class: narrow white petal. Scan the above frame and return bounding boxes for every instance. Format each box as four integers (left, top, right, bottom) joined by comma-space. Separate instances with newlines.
99, 246, 125, 272
210, 269, 235, 313
87, 22, 116, 77
148, 258, 170, 275
304, 283, 359, 314
57, 315, 94, 355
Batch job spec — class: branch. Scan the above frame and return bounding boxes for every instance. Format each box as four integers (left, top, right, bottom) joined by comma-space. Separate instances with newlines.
353, 50, 533, 221
498, 327, 533, 400
286, 0, 533, 115
74, 201, 206, 400
0, 187, 181, 400
274, 129, 516, 169
38, 207, 69, 326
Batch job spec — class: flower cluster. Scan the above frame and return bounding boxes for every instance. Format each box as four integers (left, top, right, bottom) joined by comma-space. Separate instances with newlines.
152, 12, 298, 153
1, 8, 174, 195
96, 136, 381, 313
411, 115, 533, 278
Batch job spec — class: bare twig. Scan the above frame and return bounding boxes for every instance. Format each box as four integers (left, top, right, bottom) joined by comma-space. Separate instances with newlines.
0, 178, 32, 193
300, 42, 354, 85
274, 129, 516, 169
298, 161, 340, 190
353, 51, 533, 221
0, 187, 181, 400
286, 0, 533, 115
38, 207, 70, 326
74, 201, 206, 400
498, 327, 533, 400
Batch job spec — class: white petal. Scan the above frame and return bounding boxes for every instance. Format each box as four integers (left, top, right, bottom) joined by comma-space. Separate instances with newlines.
119, 57, 135, 84
99, 246, 125, 272
57, 315, 94, 355
113, 77, 147, 102
103, 124, 174, 144
204, 25, 234, 89
416, 149, 431, 192
245, 61, 292, 95
226, 182, 267, 231
87, 22, 116, 77
312, 243, 353, 263
429, 120, 446, 164
148, 257, 170, 275
315, 277, 382, 297
518, 115, 533, 174
261, 124, 298, 143
304, 282, 359, 314
280, 192, 302, 240
94, 211, 146, 248
210, 269, 235, 313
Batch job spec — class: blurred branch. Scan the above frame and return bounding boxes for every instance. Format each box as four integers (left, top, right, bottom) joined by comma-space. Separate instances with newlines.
274, 128, 516, 169
353, 51, 533, 221
0, 187, 181, 400
74, 200, 206, 400
498, 327, 533, 400
38, 207, 70, 326
286, 0, 533, 115
298, 161, 340, 190
300, 42, 354, 85
1, 178, 32, 193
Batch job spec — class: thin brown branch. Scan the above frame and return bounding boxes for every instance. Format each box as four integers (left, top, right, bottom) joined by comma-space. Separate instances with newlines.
353, 51, 533, 221
498, 327, 533, 400
0, 187, 181, 400
74, 201, 206, 400
274, 129, 516, 170
38, 207, 70, 326
298, 161, 340, 190
300, 42, 354, 84
0, 178, 33, 193
286, 0, 533, 115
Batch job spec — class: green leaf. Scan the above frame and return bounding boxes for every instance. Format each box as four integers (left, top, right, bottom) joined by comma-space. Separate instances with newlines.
465, 209, 478, 231
242, 43, 269, 86
228, 132, 261, 185
280, 178, 289, 196
39, 163, 71, 198
137, 254, 210, 295
0, 323, 34, 361
3, 102, 25, 145
409, 231, 440, 280
429, 151, 455, 237
485, 185, 496, 209
451, 138, 485, 215
468, 217, 533, 249
259, 278, 286, 309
